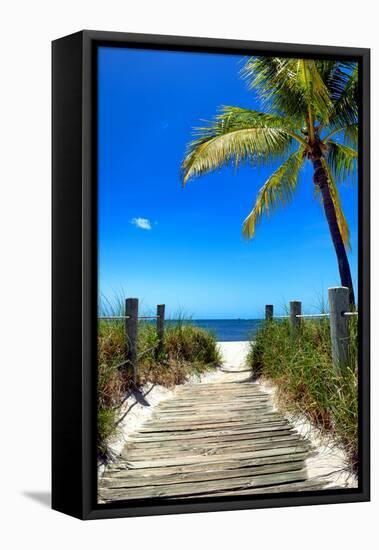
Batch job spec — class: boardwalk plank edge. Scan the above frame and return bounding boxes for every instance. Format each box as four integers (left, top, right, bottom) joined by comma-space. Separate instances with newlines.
100, 469, 309, 500
101, 461, 305, 488
107, 451, 316, 475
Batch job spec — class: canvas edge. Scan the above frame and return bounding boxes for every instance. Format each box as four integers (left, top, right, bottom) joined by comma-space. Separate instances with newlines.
52, 30, 370, 520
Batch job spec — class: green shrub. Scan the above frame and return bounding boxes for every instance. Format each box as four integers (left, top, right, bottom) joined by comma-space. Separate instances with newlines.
97, 320, 132, 459
247, 317, 358, 470
164, 323, 221, 365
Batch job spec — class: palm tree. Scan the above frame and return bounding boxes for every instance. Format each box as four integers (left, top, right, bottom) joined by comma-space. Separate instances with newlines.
181, 58, 358, 305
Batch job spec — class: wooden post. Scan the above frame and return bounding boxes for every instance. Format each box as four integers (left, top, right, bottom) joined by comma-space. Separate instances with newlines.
328, 286, 350, 370
156, 304, 165, 357
265, 305, 273, 321
290, 301, 301, 329
125, 298, 138, 384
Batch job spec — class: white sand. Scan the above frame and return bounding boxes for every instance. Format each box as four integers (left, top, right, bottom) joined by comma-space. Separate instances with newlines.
217, 341, 251, 369
101, 340, 357, 489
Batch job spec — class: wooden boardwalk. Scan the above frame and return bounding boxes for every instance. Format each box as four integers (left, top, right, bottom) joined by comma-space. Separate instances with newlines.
99, 370, 328, 502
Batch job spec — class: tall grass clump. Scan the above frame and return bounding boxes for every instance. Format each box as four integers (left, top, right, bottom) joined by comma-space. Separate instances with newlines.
97, 316, 221, 458
247, 317, 358, 470
97, 320, 133, 460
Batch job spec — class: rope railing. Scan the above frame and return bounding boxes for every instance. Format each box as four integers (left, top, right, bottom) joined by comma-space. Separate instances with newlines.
296, 313, 329, 318
98, 315, 130, 320
98, 314, 162, 320
138, 316, 160, 319
273, 311, 358, 320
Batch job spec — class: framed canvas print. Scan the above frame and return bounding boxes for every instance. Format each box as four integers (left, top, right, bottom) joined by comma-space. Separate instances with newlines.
52, 30, 370, 520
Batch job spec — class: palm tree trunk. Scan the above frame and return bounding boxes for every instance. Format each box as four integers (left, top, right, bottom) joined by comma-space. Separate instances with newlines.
312, 158, 355, 306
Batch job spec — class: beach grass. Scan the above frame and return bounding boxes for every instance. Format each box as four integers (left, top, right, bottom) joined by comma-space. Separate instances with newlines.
247, 316, 358, 470
97, 318, 221, 458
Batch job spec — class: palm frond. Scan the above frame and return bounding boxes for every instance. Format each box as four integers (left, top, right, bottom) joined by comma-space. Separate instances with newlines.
242, 57, 308, 121
317, 61, 358, 104
297, 59, 333, 126
327, 140, 357, 183
343, 123, 359, 147
215, 106, 299, 131
321, 158, 351, 249
182, 107, 300, 185
242, 57, 333, 124
328, 64, 358, 129
324, 123, 358, 148
242, 149, 305, 239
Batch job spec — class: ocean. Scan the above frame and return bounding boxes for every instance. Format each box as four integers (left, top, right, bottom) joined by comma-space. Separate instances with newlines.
168, 319, 263, 342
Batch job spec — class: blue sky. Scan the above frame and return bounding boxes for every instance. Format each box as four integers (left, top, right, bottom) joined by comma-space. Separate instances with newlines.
98, 47, 358, 319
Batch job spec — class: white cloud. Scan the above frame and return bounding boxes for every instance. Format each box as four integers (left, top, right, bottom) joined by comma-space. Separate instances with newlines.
131, 217, 152, 230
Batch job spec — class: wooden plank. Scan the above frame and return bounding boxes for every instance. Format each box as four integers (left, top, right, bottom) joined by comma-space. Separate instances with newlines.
175, 382, 266, 396
175, 383, 261, 389
123, 444, 311, 469
128, 423, 292, 442
151, 410, 274, 421
142, 415, 281, 428
138, 416, 285, 432
101, 460, 305, 488
154, 403, 273, 414
152, 407, 274, 418
99, 469, 309, 500
168, 397, 266, 404
124, 436, 306, 460
123, 432, 300, 458
173, 479, 328, 499
126, 436, 301, 461
172, 391, 263, 398
143, 412, 281, 424
167, 395, 265, 403
157, 405, 268, 413
146, 410, 279, 422
150, 409, 276, 419
166, 390, 265, 398
128, 428, 296, 447
107, 450, 315, 477
158, 400, 269, 411
174, 389, 262, 395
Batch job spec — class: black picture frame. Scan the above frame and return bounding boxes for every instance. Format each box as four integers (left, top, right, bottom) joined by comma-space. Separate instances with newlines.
52, 30, 370, 520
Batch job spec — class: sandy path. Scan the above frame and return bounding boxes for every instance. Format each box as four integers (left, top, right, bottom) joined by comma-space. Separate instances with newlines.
100, 343, 245, 462
101, 340, 356, 491
99, 343, 326, 502
217, 341, 251, 372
